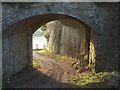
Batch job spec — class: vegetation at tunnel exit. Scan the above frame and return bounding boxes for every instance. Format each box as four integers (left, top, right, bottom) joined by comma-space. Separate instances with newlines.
38, 49, 94, 71
38, 49, 78, 65
37, 49, 119, 88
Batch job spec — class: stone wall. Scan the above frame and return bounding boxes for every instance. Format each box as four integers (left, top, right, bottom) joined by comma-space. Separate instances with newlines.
2, 22, 33, 79
2, 32, 27, 79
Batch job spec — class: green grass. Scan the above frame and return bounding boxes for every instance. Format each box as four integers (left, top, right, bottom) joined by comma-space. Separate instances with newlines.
48, 53, 78, 65
70, 71, 115, 87
38, 49, 78, 64
38, 49, 48, 55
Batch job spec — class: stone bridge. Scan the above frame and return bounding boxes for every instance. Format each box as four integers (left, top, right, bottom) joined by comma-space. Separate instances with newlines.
2, 2, 118, 79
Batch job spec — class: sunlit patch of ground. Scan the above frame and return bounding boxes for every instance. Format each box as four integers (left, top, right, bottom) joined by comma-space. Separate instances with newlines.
70, 71, 118, 88
38, 49, 78, 66
38, 49, 48, 55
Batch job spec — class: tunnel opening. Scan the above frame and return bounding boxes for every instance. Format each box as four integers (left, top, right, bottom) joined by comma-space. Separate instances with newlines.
31, 18, 96, 74
5, 13, 118, 88
32, 28, 47, 50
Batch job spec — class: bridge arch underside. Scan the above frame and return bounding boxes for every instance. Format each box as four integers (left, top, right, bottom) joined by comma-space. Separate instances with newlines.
2, 13, 118, 79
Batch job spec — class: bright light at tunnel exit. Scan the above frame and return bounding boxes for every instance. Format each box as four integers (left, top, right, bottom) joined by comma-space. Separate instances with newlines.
32, 28, 47, 49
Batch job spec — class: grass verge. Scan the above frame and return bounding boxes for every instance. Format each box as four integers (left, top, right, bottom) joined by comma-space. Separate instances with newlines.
38, 49, 78, 65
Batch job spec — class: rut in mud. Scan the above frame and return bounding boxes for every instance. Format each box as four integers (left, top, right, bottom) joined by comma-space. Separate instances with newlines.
33, 51, 78, 84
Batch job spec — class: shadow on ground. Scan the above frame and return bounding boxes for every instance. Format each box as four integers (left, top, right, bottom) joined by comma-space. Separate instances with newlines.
2, 67, 78, 88
2, 67, 119, 89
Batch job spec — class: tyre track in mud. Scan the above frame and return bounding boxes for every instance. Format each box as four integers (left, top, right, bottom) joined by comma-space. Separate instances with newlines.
33, 51, 72, 83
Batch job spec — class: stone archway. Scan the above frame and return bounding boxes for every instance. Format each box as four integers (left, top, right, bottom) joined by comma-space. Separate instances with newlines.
2, 2, 118, 79
2, 13, 96, 79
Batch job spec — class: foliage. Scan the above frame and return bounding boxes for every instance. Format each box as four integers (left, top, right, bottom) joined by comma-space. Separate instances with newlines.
40, 24, 47, 31
40, 24, 50, 42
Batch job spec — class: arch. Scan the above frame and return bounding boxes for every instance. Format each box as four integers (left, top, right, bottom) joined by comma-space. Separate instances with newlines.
3, 13, 96, 39
2, 5, 97, 32
2, 13, 96, 79
2, 4, 97, 79
2, 3, 119, 80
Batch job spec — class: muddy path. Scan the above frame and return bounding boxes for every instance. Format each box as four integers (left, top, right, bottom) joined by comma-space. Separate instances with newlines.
3, 51, 78, 88
33, 51, 77, 82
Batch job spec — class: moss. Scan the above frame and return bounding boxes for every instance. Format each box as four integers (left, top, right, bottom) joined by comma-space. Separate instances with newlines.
70, 71, 115, 87
32, 60, 41, 69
